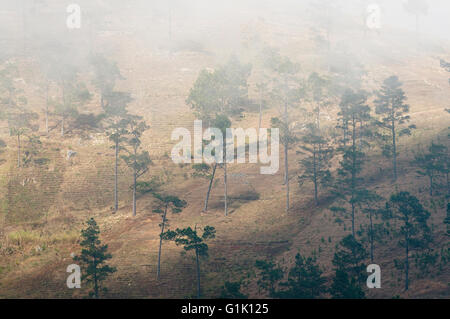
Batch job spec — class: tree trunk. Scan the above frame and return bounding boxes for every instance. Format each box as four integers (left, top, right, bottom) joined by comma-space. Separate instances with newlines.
429, 175, 433, 196
93, 256, 99, 298
351, 117, 356, 237
405, 231, 409, 291
114, 140, 119, 212
195, 247, 201, 298
132, 170, 137, 216
351, 201, 355, 238
369, 210, 374, 263
157, 205, 167, 280
285, 141, 289, 212
258, 90, 263, 133
224, 161, 228, 216
316, 103, 321, 131
203, 163, 217, 212
392, 118, 397, 181
446, 172, 449, 195
313, 145, 318, 206
132, 147, 137, 216
61, 83, 66, 137
17, 134, 21, 168
45, 83, 49, 134
283, 80, 289, 212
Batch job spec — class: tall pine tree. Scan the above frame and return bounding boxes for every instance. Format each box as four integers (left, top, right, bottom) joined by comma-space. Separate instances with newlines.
374, 76, 416, 181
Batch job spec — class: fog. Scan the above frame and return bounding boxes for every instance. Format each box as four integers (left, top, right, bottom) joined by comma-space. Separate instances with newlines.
1, 0, 449, 56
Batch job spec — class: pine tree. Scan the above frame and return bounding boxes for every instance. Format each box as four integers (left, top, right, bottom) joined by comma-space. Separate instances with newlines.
413, 142, 448, 196
74, 218, 116, 298
444, 203, 450, 237
0, 62, 39, 168
298, 123, 333, 206
213, 114, 232, 216
307, 72, 333, 131
254, 259, 284, 297
333, 89, 372, 237
256, 82, 268, 132
219, 281, 248, 299
275, 253, 327, 299
102, 92, 134, 213
374, 76, 416, 181
152, 193, 186, 280
330, 235, 368, 299
192, 163, 217, 212
161, 225, 216, 298
121, 120, 151, 216
268, 52, 303, 212
386, 192, 431, 290
8, 109, 39, 168
357, 191, 384, 263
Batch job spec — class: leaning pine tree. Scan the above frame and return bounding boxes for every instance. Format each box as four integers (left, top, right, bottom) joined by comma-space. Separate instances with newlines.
74, 218, 116, 298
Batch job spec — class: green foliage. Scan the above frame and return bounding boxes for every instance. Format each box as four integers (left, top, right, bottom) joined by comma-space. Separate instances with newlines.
386, 192, 431, 290
333, 89, 373, 236
445, 203, 450, 236
152, 193, 187, 215
161, 225, 215, 298
298, 123, 334, 204
73, 218, 116, 298
22, 135, 43, 167
275, 253, 327, 299
330, 235, 367, 299
135, 177, 162, 195
219, 281, 248, 299
386, 192, 431, 249
413, 142, 449, 196
121, 120, 151, 177
192, 163, 213, 179
254, 259, 283, 297
374, 76, 415, 179
162, 226, 216, 257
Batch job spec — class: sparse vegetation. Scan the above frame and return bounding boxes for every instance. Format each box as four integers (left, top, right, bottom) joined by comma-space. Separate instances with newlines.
0, 1, 448, 300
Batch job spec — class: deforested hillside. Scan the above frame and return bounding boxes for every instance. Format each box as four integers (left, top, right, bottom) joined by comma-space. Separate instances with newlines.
0, 0, 449, 299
